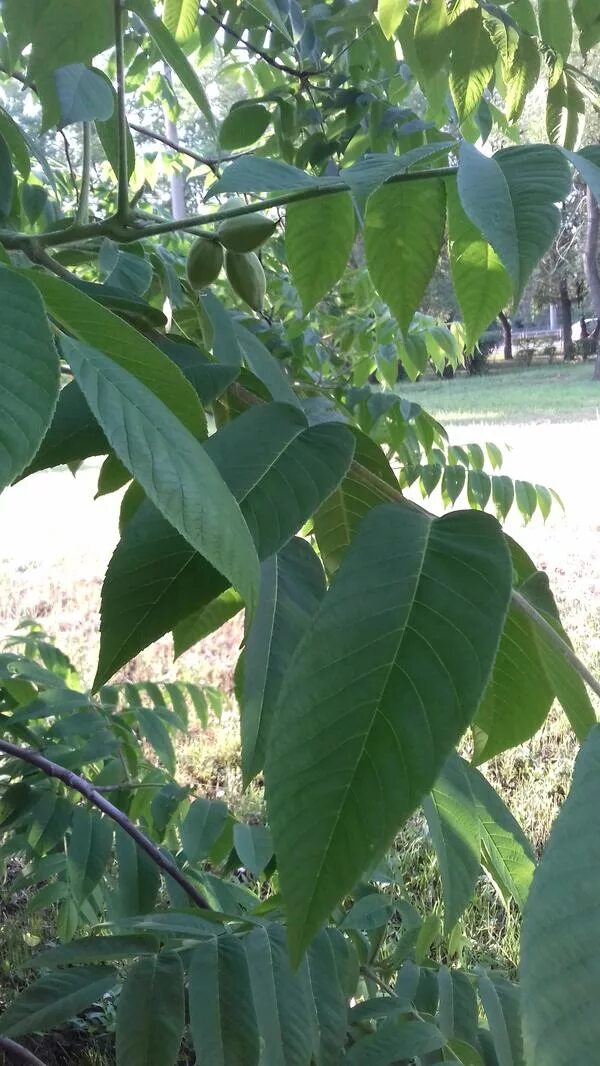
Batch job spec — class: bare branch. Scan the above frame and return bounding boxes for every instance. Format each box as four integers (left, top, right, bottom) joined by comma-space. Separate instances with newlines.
0, 739, 211, 912
0, 1036, 48, 1066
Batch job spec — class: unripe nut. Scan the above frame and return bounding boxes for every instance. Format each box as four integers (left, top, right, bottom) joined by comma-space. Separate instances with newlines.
218, 212, 276, 252
186, 237, 223, 290
225, 250, 266, 312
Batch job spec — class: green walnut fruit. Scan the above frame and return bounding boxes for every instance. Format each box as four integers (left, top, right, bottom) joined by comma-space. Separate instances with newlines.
225, 250, 266, 312
186, 236, 223, 290
217, 212, 276, 252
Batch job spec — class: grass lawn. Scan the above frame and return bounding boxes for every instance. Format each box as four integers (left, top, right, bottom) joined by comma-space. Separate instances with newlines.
403, 360, 600, 425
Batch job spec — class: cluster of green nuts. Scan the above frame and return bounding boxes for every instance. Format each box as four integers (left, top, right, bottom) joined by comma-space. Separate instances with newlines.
186, 200, 276, 312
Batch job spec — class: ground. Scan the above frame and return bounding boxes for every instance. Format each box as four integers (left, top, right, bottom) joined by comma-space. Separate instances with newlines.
0, 360, 598, 1000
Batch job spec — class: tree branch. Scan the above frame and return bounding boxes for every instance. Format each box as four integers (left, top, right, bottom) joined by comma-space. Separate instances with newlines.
0, 739, 211, 912
114, 0, 130, 223
129, 122, 224, 169
0, 1036, 48, 1066
198, 2, 320, 79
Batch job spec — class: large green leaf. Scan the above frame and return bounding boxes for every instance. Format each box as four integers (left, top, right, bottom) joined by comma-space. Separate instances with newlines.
30, 935, 159, 969
0, 269, 60, 493
450, 9, 497, 122
313, 430, 399, 575
24, 271, 204, 438
546, 72, 585, 150
346, 1017, 446, 1064
163, 0, 197, 42
181, 797, 230, 863
447, 180, 512, 350
234, 322, 301, 407
457, 143, 519, 294
539, 0, 572, 57
377, 0, 409, 38
307, 931, 348, 1064
285, 191, 355, 315
0, 967, 117, 1039
241, 538, 326, 785
458, 144, 571, 302
28, 0, 113, 80
266, 504, 512, 962
504, 32, 541, 122
64, 338, 259, 628
129, 0, 215, 132
96, 407, 354, 684
414, 0, 450, 81
364, 178, 446, 333
174, 589, 243, 658
521, 726, 600, 1065
243, 923, 319, 1066
116, 954, 185, 1066
67, 807, 113, 905
459, 757, 535, 909
220, 103, 272, 150
423, 755, 480, 931
189, 935, 260, 1066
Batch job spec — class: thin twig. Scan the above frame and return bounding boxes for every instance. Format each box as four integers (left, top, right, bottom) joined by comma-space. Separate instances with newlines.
28, 247, 77, 282
0, 739, 210, 912
198, 2, 320, 79
114, 0, 129, 223
0, 1036, 48, 1066
59, 131, 78, 200
129, 122, 233, 170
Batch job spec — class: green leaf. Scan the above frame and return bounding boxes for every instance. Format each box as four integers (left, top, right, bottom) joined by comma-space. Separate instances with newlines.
174, 589, 243, 658
22, 380, 107, 477
244, 923, 319, 1065
459, 144, 571, 303
24, 271, 204, 438
0, 105, 31, 178
210, 156, 317, 196
539, 0, 572, 57
96, 76, 136, 180
241, 537, 326, 785
0, 968, 118, 1039
41, 64, 114, 129
233, 824, 273, 878
450, 10, 497, 123
313, 430, 406, 574
189, 935, 261, 1066
67, 808, 113, 905
96, 407, 354, 684
377, 0, 409, 38
307, 930, 349, 1064
28, 0, 113, 80
546, 73, 585, 150
129, 0, 215, 132
342, 892, 394, 931
30, 935, 159, 969
423, 755, 480, 931
365, 179, 446, 332
504, 32, 541, 122
521, 726, 600, 1064
116, 954, 185, 1066
220, 103, 272, 150
477, 970, 523, 1066
0, 269, 60, 493
64, 338, 260, 626
457, 756, 535, 909
163, 0, 197, 41
414, 0, 450, 81
346, 1017, 446, 1064
234, 322, 301, 407
181, 798, 230, 863
515, 479, 537, 522
137, 709, 176, 775
266, 505, 512, 961
457, 143, 519, 294
286, 191, 355, 314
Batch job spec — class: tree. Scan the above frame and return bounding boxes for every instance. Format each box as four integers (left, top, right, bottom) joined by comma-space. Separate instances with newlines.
584, 185, 600, 378
1, 2, 600, 1064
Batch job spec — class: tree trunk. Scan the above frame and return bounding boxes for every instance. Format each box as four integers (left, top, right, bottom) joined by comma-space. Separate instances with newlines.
583, 185, 600, 379
498, 310, 513, 360
559, 277, 574, 360
163, 65, 186, 219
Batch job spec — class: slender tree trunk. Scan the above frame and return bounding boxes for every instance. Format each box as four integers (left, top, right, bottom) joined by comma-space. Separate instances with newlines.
163, 65, 186, 218
498, 310, 513, 360
560, 277, 574, 360
583, 185, 600, 379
